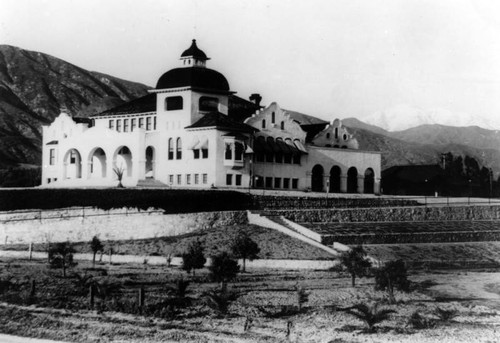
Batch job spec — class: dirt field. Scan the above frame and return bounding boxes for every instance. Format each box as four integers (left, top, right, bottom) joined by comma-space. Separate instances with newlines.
0, 257, 499, 343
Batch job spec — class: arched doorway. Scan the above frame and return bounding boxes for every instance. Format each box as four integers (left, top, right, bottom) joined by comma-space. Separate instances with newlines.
329, 166, 341, 193
145, 146, 155, 178
311, 164, 324, 192
114, 146, 133, 177
64, 148, 82, 179
364, 168, 375, 194
89, 148, 107, 178
347, 167, 358, 193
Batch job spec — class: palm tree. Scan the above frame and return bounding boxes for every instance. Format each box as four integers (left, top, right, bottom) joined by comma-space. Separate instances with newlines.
113, 166, 125, 188
345, 302, 396, 332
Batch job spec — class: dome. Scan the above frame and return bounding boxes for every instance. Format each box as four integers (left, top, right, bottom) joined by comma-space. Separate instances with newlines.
155, 67, 230, 92
181, 39, 208, 60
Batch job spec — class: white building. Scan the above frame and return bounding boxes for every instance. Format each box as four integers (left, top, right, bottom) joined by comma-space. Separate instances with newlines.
41, 40, 381, 194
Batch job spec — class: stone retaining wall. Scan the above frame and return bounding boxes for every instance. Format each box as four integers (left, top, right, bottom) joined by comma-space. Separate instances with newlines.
0, 208, 247, 245
266, 205, 500, 223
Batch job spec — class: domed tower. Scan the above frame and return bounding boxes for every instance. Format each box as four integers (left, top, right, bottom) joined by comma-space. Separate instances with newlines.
152, 40, 233, 130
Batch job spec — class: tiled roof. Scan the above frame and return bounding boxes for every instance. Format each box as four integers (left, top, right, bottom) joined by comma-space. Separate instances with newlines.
91, 93, 156, 117
186, 112, 258, 132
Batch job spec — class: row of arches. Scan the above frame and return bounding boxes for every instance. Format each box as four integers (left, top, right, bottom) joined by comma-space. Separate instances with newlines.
311, 165, 375, 193
62, 145, 156, 180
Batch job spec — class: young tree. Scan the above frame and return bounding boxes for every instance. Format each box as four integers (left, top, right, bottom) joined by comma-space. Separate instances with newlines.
90, 236, 103, 268
181, 240, 206, 276
345, 302, 396, 333
113, 166, 125, 188
340, 245, 372, 287
231, 230, 260, 272
48, 241, 76, 277
209, 251, 240, 291
374, 259, 410, 304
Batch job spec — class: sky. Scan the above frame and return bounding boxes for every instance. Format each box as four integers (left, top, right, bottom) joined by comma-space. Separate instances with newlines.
1, 0, 500, 125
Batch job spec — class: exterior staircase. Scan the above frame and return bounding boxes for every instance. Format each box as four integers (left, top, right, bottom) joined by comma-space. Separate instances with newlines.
246, 211, 345, 257
136, 178, 169, 188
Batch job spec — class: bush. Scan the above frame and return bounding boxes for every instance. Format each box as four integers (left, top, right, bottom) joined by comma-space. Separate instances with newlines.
208, 251, 240, 291
181, 240, 206, 276
407, 311, 437, 329
48, 242, 76, 277
374, 260, 410, 304
340, 245, 372, 287
231, 230, 260, 272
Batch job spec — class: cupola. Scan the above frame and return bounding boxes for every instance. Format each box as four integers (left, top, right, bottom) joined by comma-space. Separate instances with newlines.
180, 39, 210, 68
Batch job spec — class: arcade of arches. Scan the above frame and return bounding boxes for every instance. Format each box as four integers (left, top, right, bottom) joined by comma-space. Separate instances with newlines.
310, 164, 379, 194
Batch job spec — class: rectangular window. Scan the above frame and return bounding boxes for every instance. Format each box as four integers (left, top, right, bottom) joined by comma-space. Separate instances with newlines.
225, 143, 232, 160
202, 148, 208, 159
186, 174, 191, 185
169, 175, 174, 185
131, 118, 137, 131
199, 96, 219, 112
193, 149, 200, 159
235, 142, 244, 161
292, 178, 299, 189
235, 174, 242, 186
255, 177, 264, 188
146, 117, 152, 131
274, 177, 281, 189
226, 174, 232, 185
202, 174, 208, 184
109, 120, 114, 130
283, 178, 290, 189
139, 117, 144, 128
166, 96, 183, 110
153, 116, 157, 130
116, 119, 122, 132
194, 174, 199, 184
177, 174, 182, 185
49, 149, 56, 165
265, 177, 273, 188
124, 119, 129, 132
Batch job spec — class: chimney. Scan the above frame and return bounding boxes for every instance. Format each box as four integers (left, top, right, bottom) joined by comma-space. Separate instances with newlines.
249, 93, 262, 107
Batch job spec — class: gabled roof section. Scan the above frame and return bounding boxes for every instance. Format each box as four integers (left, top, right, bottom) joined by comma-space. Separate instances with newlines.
186, 112, 258, 132
91, 93, 156, 117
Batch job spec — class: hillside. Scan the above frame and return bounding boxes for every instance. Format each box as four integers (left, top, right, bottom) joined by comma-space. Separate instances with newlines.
344, 118, 500, 173
0, 45, 150, 169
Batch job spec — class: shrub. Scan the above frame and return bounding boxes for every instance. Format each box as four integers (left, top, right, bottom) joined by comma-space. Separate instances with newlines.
208, 251, 240, 291
181, 240, 206, 276
203, 289, 239, 316
374, 260, 410, 304
295, 285, 309, 312
345, 302, 396, 333
407, 311, 437, 329
48, 242, 76, 277
90, 236, 103, 268
434, 307, 459, 322
340, 245, 372, 287
231, 230, 260, 272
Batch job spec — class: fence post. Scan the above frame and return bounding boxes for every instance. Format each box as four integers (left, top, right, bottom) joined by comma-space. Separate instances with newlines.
29, 242, 33, 260
30, 279, 36, 298
138, 287, 145, 309
89, 285, 95, 309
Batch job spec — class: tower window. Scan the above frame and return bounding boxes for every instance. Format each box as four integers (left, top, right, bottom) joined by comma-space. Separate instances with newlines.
116, 119, 122, 132
146, 117, 152, 131
199, 96, 219, 111
131, 118, 137, 131
262, 119, 266, 129
139, 117, 144, 128
176, 138, 182, 159
109, 120, 114, 130
166, 96, 183, 111
271, 112, 275, 124
49, 149, 56, 165
280, 121, 284, 130
124, 119, 129, 132
335, 127, 338, 139
168, 138, 174, 160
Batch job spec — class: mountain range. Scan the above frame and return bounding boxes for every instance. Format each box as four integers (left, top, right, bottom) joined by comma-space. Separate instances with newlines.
0, 45, 499, 184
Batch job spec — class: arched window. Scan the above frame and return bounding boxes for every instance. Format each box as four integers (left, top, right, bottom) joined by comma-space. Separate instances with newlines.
176, 138, 182, 159
199, 96, 219, 112
271, 111, 275, 124
262, 119, 266, 129
168, 138, 174, 160
280, 121, 285, 130
334, 127, 338, 139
